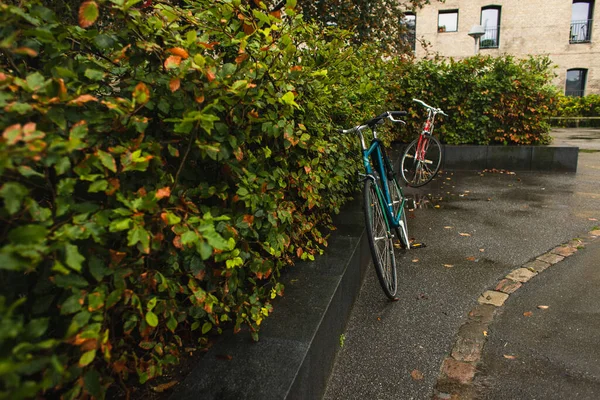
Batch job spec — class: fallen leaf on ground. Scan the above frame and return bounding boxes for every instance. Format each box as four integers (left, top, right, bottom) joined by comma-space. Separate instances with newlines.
443, 264, 454, 268
479, 248, 485, 252
466, 256, 477, 261
411, 369, 424, 380
483, 331, 488, 336
523, 311, 533, 317
444, 226, 453, 229
434, 205, 441, 209
459, 232, 471, 237
152, 381, 178, 393
412, 259, 419, 263
537, 305, 549, 310
589, 218, 598, 221
216, 354, 233, 360
503, 354, 517, 360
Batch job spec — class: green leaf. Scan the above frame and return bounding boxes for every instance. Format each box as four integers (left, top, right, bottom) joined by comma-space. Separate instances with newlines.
127, 225, 150, 252
54, 274, 89, 289
88, 256, 109, 281
61, 295, 83, 315
166, 315, 177, 332
145, 311, 158, 327
88, 180, 108, 193
286, 0, 297, 8
0, 182, 29, 215
84, 69, 105, 81
147, 297, 157, 311
78, 349, 96, 367
8, 224, 48, 244
201, 321, 212, 334
25, 318, 49, 339
109, 218, 131, 232
64, 243, 85, 272
25, 72, 46, 91
84, 369, 102, 399
97, 150, 117, 172
105, 289, 122, 309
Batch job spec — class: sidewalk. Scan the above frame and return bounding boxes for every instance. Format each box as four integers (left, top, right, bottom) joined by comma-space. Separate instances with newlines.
469, 232, 600, 400
324, 128, 600, 399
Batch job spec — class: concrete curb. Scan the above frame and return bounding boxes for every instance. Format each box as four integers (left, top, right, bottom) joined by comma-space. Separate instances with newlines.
431, 229, 600, 400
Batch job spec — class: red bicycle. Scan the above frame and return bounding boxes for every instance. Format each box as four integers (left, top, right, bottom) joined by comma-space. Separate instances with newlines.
400, 98, 447, 187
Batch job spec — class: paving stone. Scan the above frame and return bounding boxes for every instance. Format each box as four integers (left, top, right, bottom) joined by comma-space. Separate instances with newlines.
452, 336, 485, 363
441, 358, 476, 385
536, 252, 565, 265
567, 238, 585, 248
506, 268, 537, 283
478, 290, 509, 307
551, 245, 577, 257
523, 259, 551, 273
468, 304, 496, 324
495, 278, 522, 294
590, 229, 600, 237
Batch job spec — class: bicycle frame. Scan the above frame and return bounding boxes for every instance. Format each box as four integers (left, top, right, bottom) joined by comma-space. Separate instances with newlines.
358, 129, 406, 230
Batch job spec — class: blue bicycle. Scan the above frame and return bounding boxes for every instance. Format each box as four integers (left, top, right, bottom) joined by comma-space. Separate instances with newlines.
341, 111, 410, 300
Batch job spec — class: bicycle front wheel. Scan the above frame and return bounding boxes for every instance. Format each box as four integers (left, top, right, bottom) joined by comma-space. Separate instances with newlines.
400, 135, 442, 187
387, 175, 410, 249
363, 178, 398, 300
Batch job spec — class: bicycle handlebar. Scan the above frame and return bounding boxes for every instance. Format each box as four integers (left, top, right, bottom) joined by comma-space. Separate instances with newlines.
340, 111, 407, 134
413, 98, 448, 116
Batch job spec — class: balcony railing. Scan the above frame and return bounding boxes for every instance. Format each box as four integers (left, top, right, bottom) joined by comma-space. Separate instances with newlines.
480, 27, 500, 49
570, 20, 592, 43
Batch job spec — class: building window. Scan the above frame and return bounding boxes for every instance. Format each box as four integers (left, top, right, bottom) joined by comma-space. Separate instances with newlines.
566, 69, 587, 96
480, 6, 501, 48
438, 10, 458, 32
402, 13, 417, 51
570, 0, 594, 43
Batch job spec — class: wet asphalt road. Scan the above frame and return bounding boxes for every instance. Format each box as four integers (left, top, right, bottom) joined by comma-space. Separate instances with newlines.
323, 130, 600, 400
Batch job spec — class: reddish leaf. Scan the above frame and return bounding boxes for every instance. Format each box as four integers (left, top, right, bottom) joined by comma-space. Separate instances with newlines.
13, 47, 38, 57
164, 56, 182, 69
410, 369, 424, 380
169, 77, 181, 92
155, 187, 171, 200
168, 47, 189, 59
290, 65, 302, 72
133, 82, 150, 104
152, 381, 178, 393
199, 41, 219, 49
205, 69, 216, 82
78, 1, 99, 28
243, 214, 254, 225
69, 94, 98, 105
235, 53, 249, 64
523, 311, 533, 317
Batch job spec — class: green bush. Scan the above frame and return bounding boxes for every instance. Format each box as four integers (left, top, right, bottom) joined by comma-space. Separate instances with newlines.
0, 1, 388, 398
385, 55, 559, 145
553, 94, 600, 127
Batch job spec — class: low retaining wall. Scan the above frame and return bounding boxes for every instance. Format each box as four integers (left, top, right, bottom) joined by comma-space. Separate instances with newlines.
441, 145, 579, 172
170, 198, 370, 400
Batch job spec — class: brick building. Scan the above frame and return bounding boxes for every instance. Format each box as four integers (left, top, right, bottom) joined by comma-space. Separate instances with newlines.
406, 0, 598, 96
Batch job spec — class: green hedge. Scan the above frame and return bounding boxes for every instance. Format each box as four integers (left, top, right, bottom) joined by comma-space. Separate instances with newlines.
0, 1, 388, 398
553, 94, 600, 128
385, 55, 559, 145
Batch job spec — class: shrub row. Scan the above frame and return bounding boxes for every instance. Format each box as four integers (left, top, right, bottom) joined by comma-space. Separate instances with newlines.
552, 94, 600, 128
385, 55, 559, 145
0, 1, 388, 398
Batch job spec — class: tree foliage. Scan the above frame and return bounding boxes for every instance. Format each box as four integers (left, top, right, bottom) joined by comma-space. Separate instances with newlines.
298, 0, 432, 54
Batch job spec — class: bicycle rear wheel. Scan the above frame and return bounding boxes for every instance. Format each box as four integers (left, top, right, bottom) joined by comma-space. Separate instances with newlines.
400, 135, 442, 187
363, 178, 397, 300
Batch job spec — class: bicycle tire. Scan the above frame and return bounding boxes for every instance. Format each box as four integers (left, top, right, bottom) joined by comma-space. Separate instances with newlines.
382, 155, 410, 249
363, 178, 398, 300
400, 135, 442, 187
